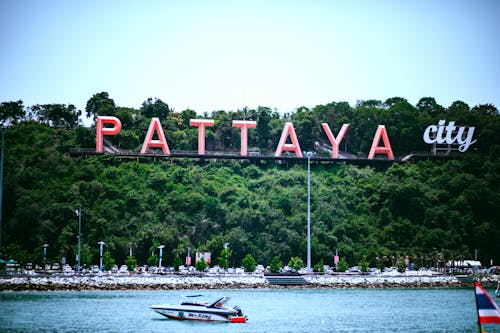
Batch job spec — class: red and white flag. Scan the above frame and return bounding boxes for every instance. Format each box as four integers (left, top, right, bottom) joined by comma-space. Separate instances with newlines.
475, 281, 500, 325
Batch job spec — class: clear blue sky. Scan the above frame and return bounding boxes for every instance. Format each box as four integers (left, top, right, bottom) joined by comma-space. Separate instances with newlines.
1, 0, 499, 120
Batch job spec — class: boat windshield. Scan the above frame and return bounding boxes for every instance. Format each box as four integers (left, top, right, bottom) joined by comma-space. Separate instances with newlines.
179, 295, 230, 308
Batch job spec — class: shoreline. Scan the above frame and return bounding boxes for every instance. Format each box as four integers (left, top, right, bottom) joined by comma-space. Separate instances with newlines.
1, 273, 498, 291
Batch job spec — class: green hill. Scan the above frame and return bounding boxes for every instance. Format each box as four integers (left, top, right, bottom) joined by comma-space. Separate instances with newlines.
1, 94, 499, 270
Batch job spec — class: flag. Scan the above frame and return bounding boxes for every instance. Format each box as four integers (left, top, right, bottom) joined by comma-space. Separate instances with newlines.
475, 281, 500, 324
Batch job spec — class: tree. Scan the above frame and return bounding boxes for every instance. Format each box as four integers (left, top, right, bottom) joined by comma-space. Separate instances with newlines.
0, 100, 25, 125
256, 106, 272, 147
292, 110, 319, 151
269, 255, 282, 273
103, 251, 115, 270
416, 97, 444, 116
384, 97, 408, 108
2, 97, 500, 274
173, 253, 182, 271
313, 258, 325, 273
358, 256, 369, 273
147, 255, 158, 267
85, 92, 116, 121
337, 258, 349, 272
79, 244, 93, 268
36, 104, 80, 127
141, 97, 170, 119
125, 256, 137, 271
195, 257, 207, 272
395, 257, 407, 273
288, 256, 304, 272
242, 254, 257, 272
217, 245, 233, 270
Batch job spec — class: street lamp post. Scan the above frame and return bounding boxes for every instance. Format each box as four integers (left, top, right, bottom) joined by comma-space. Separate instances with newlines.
75, 208, 82, 274
43, 243, 49, 262
223, 242, 230, 270
158, 245, 165, 270
304, 151, 314, 273
98, 241, 105, 271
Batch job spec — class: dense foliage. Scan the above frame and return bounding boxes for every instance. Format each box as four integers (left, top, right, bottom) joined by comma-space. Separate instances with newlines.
1, 93, 499, 270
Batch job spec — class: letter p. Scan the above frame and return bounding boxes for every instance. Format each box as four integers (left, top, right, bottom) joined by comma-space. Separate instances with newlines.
96, 116, 122, 153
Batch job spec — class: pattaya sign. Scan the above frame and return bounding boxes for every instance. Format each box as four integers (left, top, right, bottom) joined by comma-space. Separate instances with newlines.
96, 116, 394, 159
95, 116, 476, 159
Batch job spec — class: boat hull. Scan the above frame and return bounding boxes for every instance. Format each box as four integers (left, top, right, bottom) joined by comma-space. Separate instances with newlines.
151, 306, 235, 322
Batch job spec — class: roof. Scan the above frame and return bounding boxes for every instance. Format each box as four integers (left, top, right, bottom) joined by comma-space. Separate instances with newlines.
448, 260, 482, 267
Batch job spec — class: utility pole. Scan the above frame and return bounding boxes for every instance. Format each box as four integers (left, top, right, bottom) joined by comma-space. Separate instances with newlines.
75, 208, 82, 273
98, 241, 105, 271
304, 151, 313, 273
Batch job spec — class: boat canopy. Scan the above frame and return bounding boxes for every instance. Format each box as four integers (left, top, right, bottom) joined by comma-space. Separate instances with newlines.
447, 260, 482, 268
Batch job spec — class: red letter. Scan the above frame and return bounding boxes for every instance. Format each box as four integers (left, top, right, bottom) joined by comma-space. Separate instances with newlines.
141, 117, 170, 154
190, 119, 214, 155
96, 116, 122, 153
232, 120, 257, 156
274, 122, 302, 157
368, 125, 394, 160
321, 123, 349, 158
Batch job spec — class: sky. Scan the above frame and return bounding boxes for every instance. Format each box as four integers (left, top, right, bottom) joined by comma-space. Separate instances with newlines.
1, 0, 499, 123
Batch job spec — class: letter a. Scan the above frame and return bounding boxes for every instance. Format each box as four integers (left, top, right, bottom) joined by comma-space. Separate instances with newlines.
141, 117, 170, 154
274, 122, 302, 157
368, 125, 394, 160
96, 116, 122, 153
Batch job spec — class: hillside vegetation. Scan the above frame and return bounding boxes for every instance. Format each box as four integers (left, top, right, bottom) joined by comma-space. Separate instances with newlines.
1, 94, 499, 269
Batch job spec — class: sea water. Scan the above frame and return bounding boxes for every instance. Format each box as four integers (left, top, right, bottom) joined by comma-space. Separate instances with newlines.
1, 288, 499, 332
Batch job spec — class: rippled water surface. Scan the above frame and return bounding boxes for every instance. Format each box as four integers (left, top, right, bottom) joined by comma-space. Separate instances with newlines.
1, 288, 499, 332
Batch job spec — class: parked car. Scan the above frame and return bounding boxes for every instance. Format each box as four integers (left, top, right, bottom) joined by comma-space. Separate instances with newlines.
347, 266, 360, 273
324, 265, 334, 274
254, 264, 265, 274
488, 266, 500, 274
63, 264, 73, 274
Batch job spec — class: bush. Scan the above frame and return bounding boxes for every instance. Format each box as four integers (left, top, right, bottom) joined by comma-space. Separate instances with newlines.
242, 254, 257, 272
147, 255, 158, 267
396, 257, 407, 273
359, 257, 369, 273
288, 256, 303, 272
270, 256, 282, 273
313, 259, 325, 273
195, 257, 207, 272
103, 252, 115, 270
125, 256, 137, 271
337, 258, 349, 272
173, 253, 182, 271
217, 247, 233, 270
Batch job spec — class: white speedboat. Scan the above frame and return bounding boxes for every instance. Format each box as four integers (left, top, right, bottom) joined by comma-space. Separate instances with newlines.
150, 296, 246, 323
